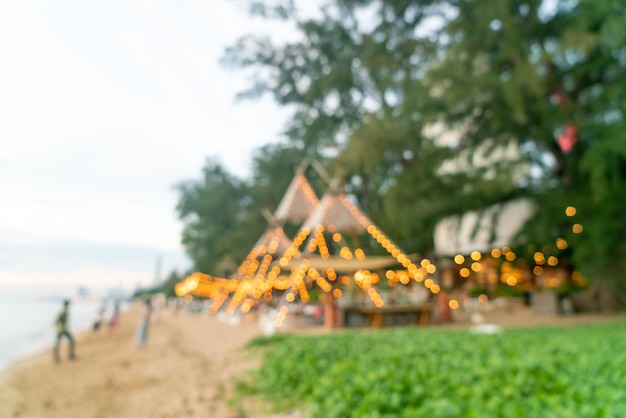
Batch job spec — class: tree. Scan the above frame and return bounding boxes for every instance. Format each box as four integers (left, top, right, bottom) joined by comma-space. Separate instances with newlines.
426, 0, 626, 306
175, 158, 261, 275
224, 0, 626, 306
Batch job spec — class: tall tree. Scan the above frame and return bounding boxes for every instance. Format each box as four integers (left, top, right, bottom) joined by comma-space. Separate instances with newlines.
427, 0, 626, 304
224, 0, 625, 305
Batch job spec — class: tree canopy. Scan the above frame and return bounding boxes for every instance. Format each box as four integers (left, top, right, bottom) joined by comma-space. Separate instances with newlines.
177, 0, 625, 301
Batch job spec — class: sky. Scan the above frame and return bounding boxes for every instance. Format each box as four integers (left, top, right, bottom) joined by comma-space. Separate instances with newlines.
0, 0, 307, 297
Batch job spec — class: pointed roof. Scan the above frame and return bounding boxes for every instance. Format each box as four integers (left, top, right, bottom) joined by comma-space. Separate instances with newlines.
302, 190, 372, 234
273, 173, 319, 223
251, 226, 292, 256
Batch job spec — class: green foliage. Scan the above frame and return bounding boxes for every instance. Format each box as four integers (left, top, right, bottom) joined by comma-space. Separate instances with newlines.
241, 322, 626, 417
220, 0, 626, 292
161, 270, 184, 298
173, 0, 626, 302
246, 333, 295, 348
176, 158, 258, 273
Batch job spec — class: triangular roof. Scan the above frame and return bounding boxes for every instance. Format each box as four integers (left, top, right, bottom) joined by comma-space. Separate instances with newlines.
273, 173, 319, 223
251, 226, 293, 255
302, 190, 371, 234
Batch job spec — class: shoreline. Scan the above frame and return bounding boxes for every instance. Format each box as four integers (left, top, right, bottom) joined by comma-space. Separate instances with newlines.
0, 299, 113, 372
0, 303, 277, 418
1, 304, 624, 418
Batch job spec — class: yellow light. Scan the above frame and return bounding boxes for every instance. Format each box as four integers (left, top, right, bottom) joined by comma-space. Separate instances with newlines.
556, 237, 568, 250
470, 251, 481, 261
448, 299, 459, 310
491, 248, 502, 258
333, 233, 342, 242
460, 268, 470, 278
333, 288, 342, 298
420, 259, 430, 268
286, 293, 295, 303
454, 255, 465, 264
478, 294, 488, 303
572, 224, 583, 234
547, 256, 558, 266
533, 266, 544, 275
505, 252, 516, 261
430, 284, 440, 294
502, 247, 511, 254
424, 279, 434, 288
385, 270, 395, 280
565, 206, 576, 216
471, 262, 482, 272
374, 299, 384, 308
506, 276, 517, 286
367, 225, 376, 234
426, 264, 437, 274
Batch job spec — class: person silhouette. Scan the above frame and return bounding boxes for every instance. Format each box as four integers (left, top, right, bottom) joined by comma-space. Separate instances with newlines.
134, 298, 153, 347
54, 299, 76, 363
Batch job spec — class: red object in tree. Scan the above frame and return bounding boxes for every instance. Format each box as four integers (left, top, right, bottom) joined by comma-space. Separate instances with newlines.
557, 124, 577, 153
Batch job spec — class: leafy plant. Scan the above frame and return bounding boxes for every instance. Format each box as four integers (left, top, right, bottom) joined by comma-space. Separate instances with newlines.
239, 322, 626, 417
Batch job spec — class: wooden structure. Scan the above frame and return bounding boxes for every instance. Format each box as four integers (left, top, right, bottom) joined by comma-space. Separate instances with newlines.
341, 303, 434, 328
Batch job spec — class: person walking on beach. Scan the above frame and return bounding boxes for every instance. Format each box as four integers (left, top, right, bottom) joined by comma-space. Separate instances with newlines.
54, 299, 76, 363
135, 298, 152, 348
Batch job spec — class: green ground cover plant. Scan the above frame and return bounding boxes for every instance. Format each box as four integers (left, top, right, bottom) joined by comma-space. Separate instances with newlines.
239, 322, 626, 417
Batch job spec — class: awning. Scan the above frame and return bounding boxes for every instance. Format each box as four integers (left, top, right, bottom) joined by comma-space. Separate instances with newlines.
277, 255, 405, 272
434, 199, 535, 256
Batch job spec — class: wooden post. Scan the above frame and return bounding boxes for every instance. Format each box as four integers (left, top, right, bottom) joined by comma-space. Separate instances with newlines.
324, 293, 338, 329
438, 291, 453, 323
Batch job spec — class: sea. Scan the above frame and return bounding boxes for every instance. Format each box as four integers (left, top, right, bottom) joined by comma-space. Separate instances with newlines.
0, 297, 120, 371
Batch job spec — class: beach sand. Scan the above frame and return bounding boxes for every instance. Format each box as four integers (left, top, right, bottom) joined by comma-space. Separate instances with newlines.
1, 302, 624, 418
0, 304, 290, 418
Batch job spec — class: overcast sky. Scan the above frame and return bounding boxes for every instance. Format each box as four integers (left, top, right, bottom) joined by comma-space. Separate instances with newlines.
0, 0, 308, 297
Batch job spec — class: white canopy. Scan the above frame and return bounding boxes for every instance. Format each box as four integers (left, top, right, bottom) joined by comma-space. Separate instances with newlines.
302, 191, 371, 234
434, 199, 535, 256
278, 255, 402, 272
273, 173, 319, 224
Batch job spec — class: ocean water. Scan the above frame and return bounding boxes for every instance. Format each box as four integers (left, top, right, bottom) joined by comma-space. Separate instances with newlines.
0, 298, 116, 370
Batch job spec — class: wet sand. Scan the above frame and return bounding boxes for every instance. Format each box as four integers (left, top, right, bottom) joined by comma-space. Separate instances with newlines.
1, 303, 624, 418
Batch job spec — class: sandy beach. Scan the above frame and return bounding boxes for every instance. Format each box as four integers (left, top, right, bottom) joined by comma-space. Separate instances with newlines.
0, 304, 282, 418
1, 303, 624, 418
